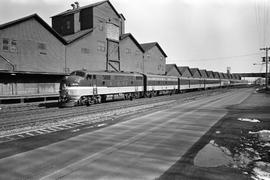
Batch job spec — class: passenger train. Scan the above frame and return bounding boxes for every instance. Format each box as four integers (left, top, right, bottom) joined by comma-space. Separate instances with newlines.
59, 70, 246, 107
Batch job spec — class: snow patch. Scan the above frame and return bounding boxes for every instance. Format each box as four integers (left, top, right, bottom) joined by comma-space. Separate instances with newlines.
252, 162, 270, 180
249, 130, 270, 142
237, 118, 260, 123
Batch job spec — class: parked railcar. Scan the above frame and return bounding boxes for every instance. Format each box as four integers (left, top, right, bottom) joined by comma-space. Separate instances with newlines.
204, 78, 221, 88
59, 70, 144, 106
144, 74, 179, 97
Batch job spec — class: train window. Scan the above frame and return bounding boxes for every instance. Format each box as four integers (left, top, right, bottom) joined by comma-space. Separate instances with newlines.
86, 74, 92, 79
136, 76, 142, 80
103, 75, 111, 80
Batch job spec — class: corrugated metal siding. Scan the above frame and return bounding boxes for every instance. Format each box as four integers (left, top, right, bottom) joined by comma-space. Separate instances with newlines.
143, 46, 166, 75
66, 33, 107, 72
120, 36, 143, 73
93, 2, 120, 27
0, 19, 65, 73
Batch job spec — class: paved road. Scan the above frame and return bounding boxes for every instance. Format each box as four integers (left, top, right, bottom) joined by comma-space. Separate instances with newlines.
0, 88, 253, 180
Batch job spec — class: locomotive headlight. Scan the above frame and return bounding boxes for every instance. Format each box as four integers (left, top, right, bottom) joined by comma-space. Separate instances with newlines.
71, 82, 79, 86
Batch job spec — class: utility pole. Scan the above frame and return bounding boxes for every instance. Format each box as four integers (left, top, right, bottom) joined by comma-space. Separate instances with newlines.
260, 47, 269, 90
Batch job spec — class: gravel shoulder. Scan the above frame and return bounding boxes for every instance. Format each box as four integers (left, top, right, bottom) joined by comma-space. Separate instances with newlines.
158, 89, 270, 180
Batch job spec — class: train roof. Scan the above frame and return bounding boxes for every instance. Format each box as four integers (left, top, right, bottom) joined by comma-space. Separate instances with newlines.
70, 70, 143, 77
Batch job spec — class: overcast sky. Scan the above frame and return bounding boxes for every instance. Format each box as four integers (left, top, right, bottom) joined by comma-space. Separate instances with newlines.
0, 0, 269, 73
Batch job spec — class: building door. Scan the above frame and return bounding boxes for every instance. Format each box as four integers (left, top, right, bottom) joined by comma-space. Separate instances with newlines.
107, 39, 120, 71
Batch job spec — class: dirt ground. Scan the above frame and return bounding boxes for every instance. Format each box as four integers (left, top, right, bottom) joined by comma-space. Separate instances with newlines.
158, 88, 270, 180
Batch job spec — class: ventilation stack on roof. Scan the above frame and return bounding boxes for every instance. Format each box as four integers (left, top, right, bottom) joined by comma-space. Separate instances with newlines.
71, 4, 75, 9
74, 2, 79, 8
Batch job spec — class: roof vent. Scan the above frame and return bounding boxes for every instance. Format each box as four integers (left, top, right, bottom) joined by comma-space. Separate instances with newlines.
71, 4, 75, 9
74, 2, 79, 8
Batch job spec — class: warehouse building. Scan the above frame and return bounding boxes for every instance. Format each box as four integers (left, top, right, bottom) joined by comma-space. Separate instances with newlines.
141, 42, 167, 75
199, 69, 208, 78
165, 64, 181, 77
213, 72, 221, 79
190, 68, 202, 78
206, 71, 214, 78
0, 14, 66, 102
51, 0, 124, 72
178, 66, 193, 78
120, 33, 144, 73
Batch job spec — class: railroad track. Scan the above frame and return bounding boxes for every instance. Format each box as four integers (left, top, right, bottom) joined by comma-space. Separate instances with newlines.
0, 89, 231, 131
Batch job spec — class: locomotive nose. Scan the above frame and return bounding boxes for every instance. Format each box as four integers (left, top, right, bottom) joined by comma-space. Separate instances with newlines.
66, 76, 82, 86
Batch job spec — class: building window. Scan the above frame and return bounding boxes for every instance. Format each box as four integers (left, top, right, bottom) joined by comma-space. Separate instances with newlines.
10, 40, 17, 52
97, 41, 106, 52
38, 42, 47, 55
99, 23, 104, 31
81, 48, 90, 54
125, 48, 131, 54
160, 56, 163, 61
2, 38, 9, 51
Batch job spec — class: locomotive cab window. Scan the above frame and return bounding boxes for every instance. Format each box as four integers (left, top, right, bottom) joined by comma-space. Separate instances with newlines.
70, 71, 86, 77
86, 74, 92, 79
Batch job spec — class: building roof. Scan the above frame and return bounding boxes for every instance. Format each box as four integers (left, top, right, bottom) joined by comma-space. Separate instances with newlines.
120, 13, 126, 20
165, 64, 182, 76
178, 66, 192, 77
206, 71, 214, 78
0, 14, 67, 45
140, 42, 167, 57
218, 72, 225, 79
199, 69, 208, 78
227, 73, 233, 79
190, 68, 202, 78
51, 0, 121, 19
213, 71, 220, 79
232, 74, 238, 79
120, 33, 144, 53
223, 73, 229, 79
63, 29, 93, 43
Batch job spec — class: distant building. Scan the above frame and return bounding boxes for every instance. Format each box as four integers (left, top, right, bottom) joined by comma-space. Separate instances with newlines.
219, 72, 225, 79
141, 42, 167, 75
223, 73, 229, 79
213, 72, 221, 79
178, 66, 192, 78
165, 64, 181, 77
120, 33, 144, 73
206, 71, 214, 78
199, 69, 208, 78
190, 68, 202, 78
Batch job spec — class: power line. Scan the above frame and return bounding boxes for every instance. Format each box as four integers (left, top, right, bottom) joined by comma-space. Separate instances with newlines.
179, 53, 261, 62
